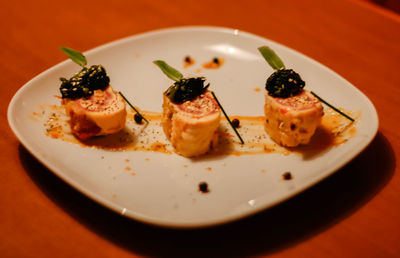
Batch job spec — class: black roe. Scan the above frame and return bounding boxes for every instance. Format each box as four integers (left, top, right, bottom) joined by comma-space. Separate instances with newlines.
165, 77, 209, 104
134, 113, 143, 124
232, 118, 240, 128
199, 182, 209, 193
266, 69, 305, 98
282, 172, 293, 180
59, 65, 109, 99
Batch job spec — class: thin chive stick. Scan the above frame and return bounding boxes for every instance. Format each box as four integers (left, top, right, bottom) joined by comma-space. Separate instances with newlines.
119, 91, 149, 123
211, 91, 244, 144
310, 91, 355, 122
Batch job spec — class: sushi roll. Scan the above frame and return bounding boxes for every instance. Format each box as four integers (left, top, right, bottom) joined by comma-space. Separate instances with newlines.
162, 89, 220, 157
59, 48, 126, 140
154, 61, 221, 157
259, 47, 323, 147
61, 85, 126, 140
264, 85, 323, 147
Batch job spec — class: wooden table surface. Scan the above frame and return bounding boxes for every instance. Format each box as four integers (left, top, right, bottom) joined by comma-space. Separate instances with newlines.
1, 0, 399, 257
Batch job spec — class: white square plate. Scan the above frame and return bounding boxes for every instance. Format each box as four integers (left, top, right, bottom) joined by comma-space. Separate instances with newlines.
7, 26, 378, 228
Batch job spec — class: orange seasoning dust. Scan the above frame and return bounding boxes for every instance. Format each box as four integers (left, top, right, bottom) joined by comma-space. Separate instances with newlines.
150, 142, 170, 153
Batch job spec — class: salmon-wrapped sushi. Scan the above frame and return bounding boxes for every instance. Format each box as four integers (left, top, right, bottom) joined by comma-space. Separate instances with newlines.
154, 60, 221, 157
62, 85, 126, 140
59, 61, 126, 140
264, 89, 323, 147
258, 46, 324, 147
162, 90, 220, 157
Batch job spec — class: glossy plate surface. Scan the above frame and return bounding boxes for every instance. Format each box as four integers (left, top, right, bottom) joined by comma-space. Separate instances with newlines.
8, 27, 378, 228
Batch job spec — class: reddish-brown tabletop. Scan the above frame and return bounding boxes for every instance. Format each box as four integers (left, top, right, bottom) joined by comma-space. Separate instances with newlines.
1, 0, 399, 257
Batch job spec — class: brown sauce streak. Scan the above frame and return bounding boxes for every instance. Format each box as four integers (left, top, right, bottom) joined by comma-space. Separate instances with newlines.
39, 105, 358, 157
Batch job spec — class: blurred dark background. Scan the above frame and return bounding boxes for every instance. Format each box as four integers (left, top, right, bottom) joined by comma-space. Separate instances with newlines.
367, 0, 400, 13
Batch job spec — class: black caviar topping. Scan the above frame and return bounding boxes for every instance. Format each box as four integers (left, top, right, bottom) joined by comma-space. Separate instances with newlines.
266, 69, 305, 98
165, 77, 209, 104
59, 65, 110, 99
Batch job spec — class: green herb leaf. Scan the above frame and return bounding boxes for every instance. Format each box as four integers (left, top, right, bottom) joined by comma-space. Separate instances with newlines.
258, 46, 285, 70
153, 60, 183, 81
60, 46, 87, 67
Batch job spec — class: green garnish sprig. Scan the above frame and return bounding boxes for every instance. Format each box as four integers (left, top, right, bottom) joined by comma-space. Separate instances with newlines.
60, 46, 87, 67
153, 60, 209, 104
211, 91, 244, 145
258, 46, 285, 70
118, 91, 149, 123
153, 60, 183, 81
258, 45, 355, 122
310, 92, 354, 122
